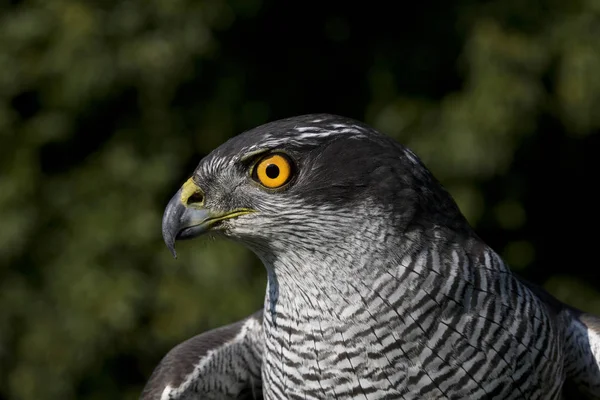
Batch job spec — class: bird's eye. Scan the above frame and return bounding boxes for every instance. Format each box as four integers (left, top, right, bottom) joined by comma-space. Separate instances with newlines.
253, 154, 293, 188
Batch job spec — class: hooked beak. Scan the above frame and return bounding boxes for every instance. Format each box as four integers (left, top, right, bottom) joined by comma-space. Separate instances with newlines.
161, 179, 254, 258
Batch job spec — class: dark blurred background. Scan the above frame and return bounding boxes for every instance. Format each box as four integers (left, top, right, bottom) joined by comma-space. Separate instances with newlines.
1, 0, 599, 398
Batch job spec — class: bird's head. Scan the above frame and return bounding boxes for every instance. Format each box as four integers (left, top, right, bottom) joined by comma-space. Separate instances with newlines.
162, 114, 471, 267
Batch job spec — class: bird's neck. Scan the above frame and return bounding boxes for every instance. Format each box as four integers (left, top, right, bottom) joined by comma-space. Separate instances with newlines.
261, 226, 506, 328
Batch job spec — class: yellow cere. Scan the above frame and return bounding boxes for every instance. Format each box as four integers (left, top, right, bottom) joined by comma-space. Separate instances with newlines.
180, 177, 201, 205
256, 154, 291, 188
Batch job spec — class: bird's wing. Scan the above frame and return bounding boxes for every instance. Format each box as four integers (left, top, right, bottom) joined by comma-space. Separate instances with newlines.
563, 311, 600, 399
140, 310, 264, 400
519, 277, 600, 398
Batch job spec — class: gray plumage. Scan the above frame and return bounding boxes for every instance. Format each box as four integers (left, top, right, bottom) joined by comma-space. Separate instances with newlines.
143, 114, 600, 399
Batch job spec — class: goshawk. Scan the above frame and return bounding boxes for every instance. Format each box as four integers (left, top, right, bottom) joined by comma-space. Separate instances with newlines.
142, 114, 600, 400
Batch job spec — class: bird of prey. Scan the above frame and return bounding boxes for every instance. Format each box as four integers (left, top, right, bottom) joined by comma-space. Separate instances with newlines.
142, 114, 600, 400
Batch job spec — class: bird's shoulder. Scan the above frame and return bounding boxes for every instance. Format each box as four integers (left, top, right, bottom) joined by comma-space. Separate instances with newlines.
140, 310, 264, 400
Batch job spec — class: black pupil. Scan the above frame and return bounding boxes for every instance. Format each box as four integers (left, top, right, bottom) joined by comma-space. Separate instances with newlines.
265, 164, 280, 179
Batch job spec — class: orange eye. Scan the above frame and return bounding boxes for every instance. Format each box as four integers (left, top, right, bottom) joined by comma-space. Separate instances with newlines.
253, 154, 293, 188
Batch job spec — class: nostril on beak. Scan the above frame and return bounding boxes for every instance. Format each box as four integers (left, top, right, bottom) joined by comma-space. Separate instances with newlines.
180, 177, 205, 207
187, 192, 204, 206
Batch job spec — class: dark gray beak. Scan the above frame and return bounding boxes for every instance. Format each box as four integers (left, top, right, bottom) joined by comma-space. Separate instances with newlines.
162, 180, 256, 258
162, 188, 214, 258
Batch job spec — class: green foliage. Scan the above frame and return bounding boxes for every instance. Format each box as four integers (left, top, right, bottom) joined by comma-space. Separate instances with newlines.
0, 0, 598, 399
